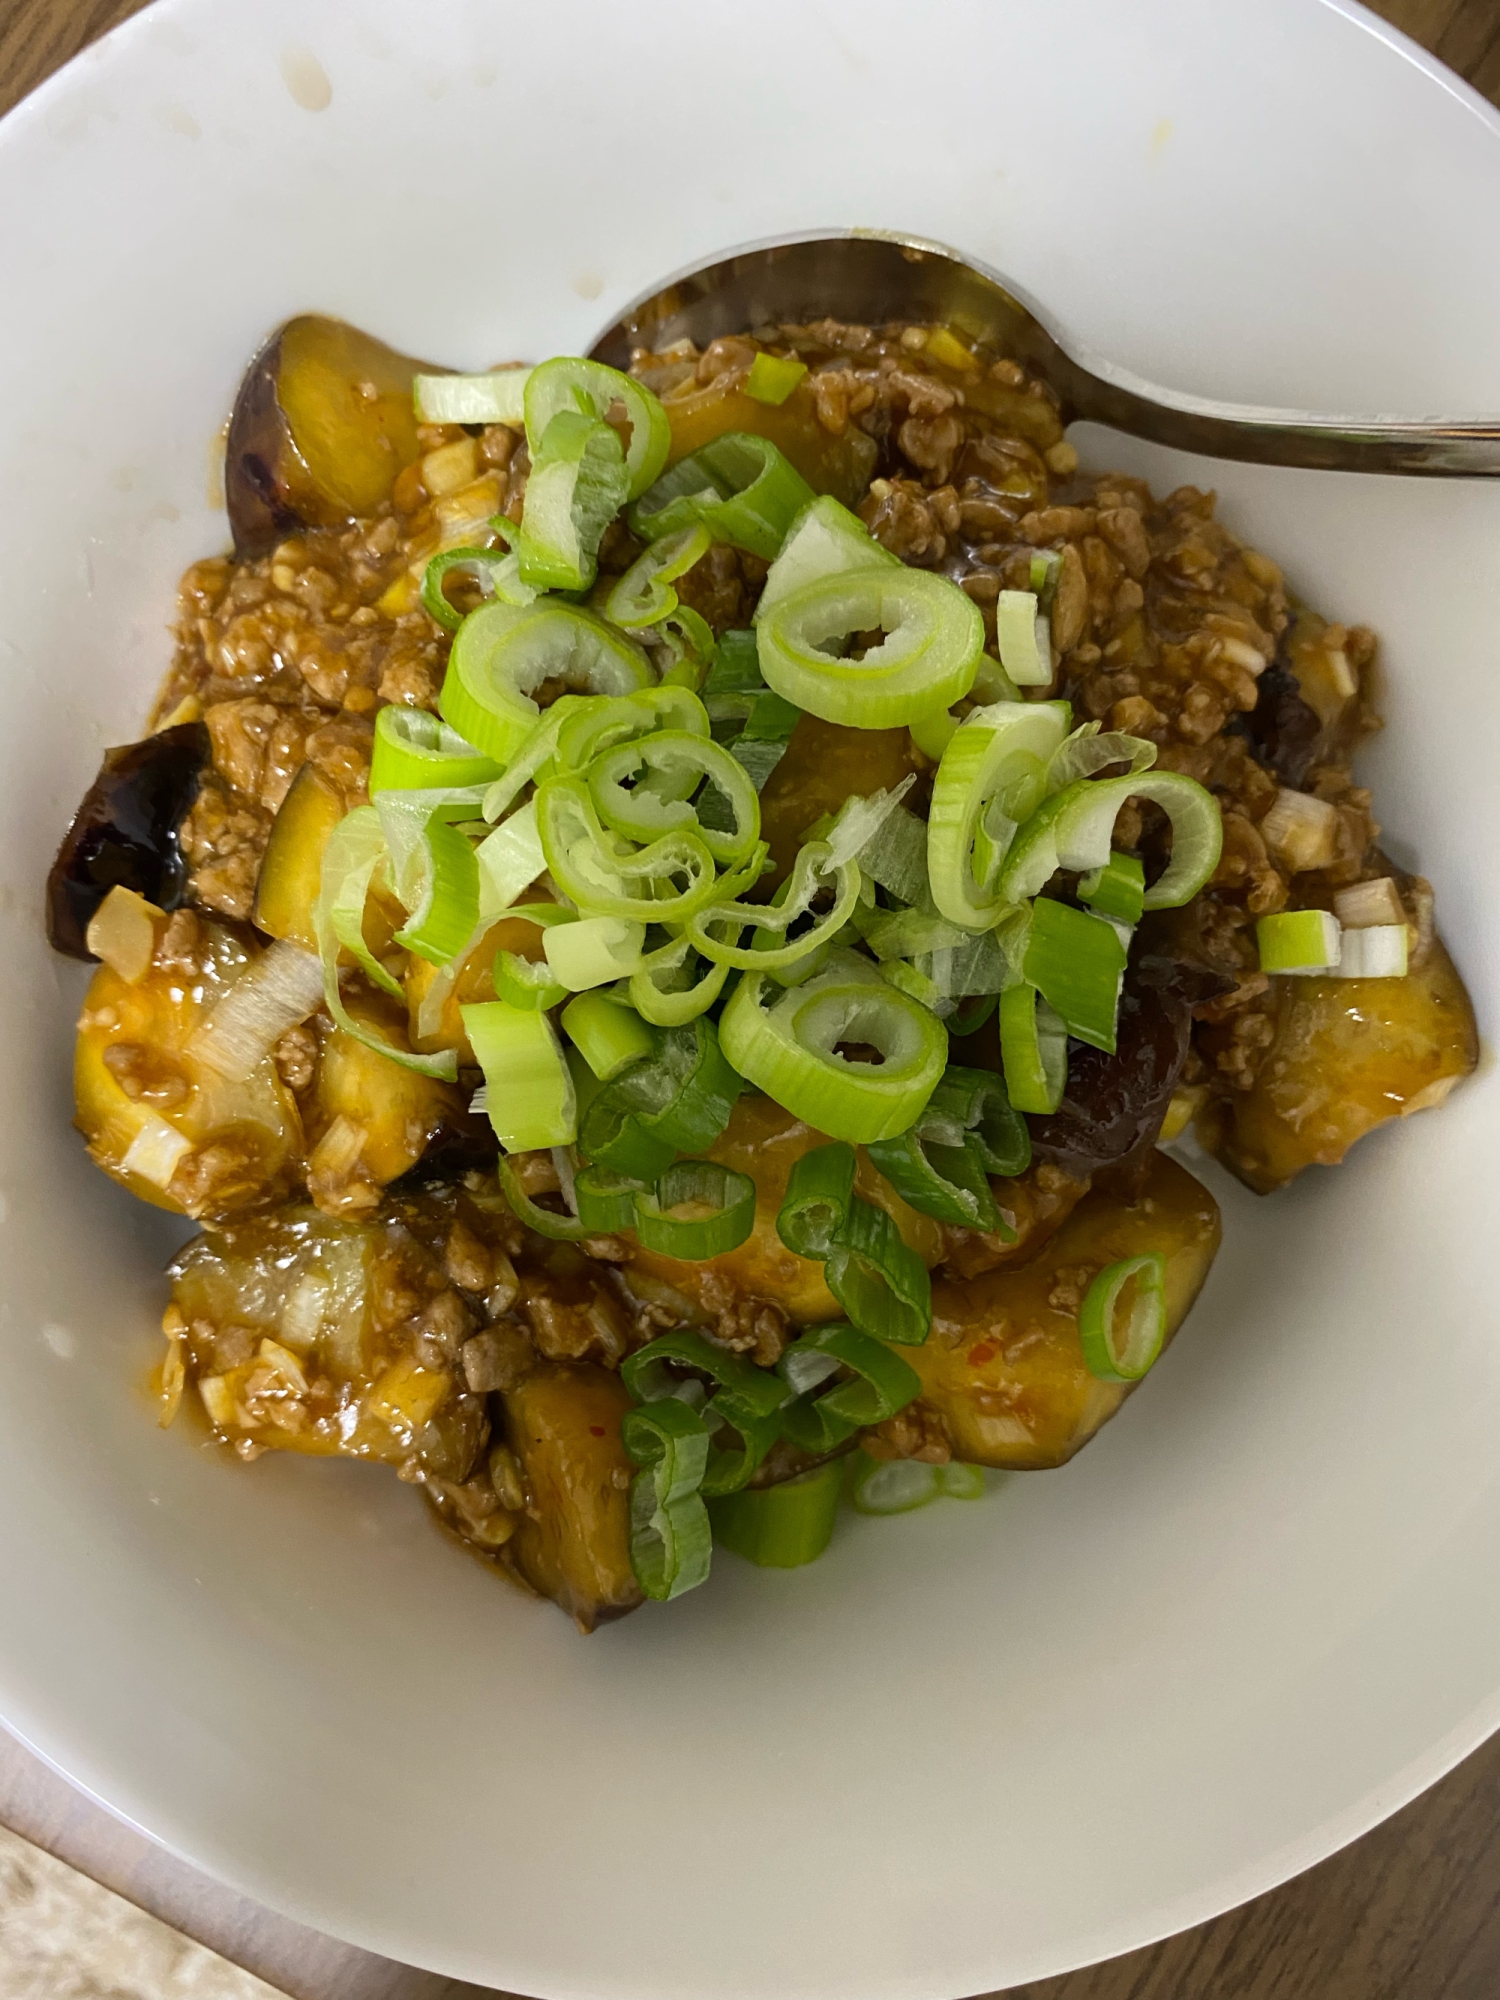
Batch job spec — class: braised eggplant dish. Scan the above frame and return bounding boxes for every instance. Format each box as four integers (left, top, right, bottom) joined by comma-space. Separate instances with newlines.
49, 309, 1477, 1628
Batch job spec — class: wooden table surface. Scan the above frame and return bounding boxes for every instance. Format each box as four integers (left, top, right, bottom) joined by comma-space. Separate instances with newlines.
4, 2, 1500, 1996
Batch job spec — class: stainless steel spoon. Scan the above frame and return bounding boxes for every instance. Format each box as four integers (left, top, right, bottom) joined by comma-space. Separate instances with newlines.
589, 229, 1500, 478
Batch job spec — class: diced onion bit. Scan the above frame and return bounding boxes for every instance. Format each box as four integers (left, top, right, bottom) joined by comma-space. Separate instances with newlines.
1078, 1253, 1168, 1383
85, 885, 159, 984
1259, 787, 1340, 873
1333, 876, 1407, 931
1255, 908, 1341, 975
121, 1113, 193, 1190
1337, 924, 1409, 979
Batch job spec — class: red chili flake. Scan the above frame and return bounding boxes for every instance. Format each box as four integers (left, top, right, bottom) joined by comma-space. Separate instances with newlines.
588, 1425, 606, 1437
967, 1340, 999, 1367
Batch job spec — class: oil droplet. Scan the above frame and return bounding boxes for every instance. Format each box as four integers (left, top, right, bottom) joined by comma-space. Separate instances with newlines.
573, 272, 604, 301
1150, 118, 1173, 157
42, 1323, 77, 1360
279, 43, 332, 113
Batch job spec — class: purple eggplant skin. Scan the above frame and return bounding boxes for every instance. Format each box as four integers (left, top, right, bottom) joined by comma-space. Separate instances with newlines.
46, 723, 209, 959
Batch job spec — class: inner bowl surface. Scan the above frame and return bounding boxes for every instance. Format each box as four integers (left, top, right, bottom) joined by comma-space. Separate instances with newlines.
1, 3, 1498, 1996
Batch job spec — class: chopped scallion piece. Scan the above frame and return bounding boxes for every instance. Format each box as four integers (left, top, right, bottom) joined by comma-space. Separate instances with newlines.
1337, 923, 1409, 979
993, 589, 1052, 687
777, 1320, 922, 1451
744, 350, 809, 405
543, 915, 646, 991
1022, 896, 1128, 1054
494, 949, 568, 1011
1079, 849, 1146, 926
632, 1158, 757, 1261
1255, 908, 1342, 975
998, 983, 1067, 1115
370, 705, 501, 795
441, 600, 651, 767
708, 1459, 843, 1569
622, 1397, 713, 1601
776, 1142, 932, 1345
630, 432, 814, 560
1078, 1252, 1168, 1382
462, 1001, 577, 1151
561, 988, 654, 1080
414, 368, 530, 425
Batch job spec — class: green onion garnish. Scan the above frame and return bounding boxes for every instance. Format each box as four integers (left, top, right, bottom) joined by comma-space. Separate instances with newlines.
561, 988, 654, 1081
744, 351, 808, 406
513, 408, 629, 594
370, 704, 502, 795
632, 1158, 757, 1261
993, 588, 1052, 687
461, 1000, 577, 1152
522, 356, 671, 503
624, 1330, 790, 1496
777, 1320, 922, 1451
622, 1397, 713, 1601
776, 1142, 932, 1345
414, 367, 531, 426
1255, 908, 1341, 974
630, 432, 814, 560
572, 1162, 644, 1235
420, 544, 536, 634
604, 522, 712, 632
998, 983, 1068, 1115
1078, 1252, 1168, 1382
849, 1452, 988, 1515
1336, 923, 1409, 978
542, 914, 646, 992
442, 600, 652, 766
753, 493, 900, 621
1079, 849, 1146, 926
1021, 896, 1128, 1054
494, 949, 568, 1012
708, 1459, 844, 1568
926, 699, 1071, 930
757, 566, 984, 731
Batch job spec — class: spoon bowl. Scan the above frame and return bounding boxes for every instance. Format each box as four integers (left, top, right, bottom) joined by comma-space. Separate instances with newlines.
591, 229, 1500, 477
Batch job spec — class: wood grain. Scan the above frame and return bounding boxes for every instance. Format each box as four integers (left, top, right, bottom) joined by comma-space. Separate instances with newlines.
3, 2, 1500, 1997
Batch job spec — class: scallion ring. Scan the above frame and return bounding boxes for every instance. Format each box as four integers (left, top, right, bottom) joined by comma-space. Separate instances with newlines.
370, 705, 502, 796
708, 1459, 843, 1569
522, 355, 671, 503
605, 523, 712, 630
997, 982, 1068, 1116
631, 1158, 757, 1261
441, 600, 652, 767
926, 700, 1072, 930
622, 1398, 713, 1602
776, 1321, 922, 1452
1078, 1252, 1169, 1382
630, 432, 814, 561
461, 1000, 577, 1152
534, 775, 720, 925
586, 730, 761, 867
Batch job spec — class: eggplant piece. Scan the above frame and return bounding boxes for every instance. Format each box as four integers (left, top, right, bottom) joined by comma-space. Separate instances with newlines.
167, 1195, 493, 1479
252, 760, 346, 952
907, 1153, 1221, 1469
1215, 938, 1477, 1193
621, 1092, 945, 1342
47, 724, 208, 959
306, 990, 469, 1214
226, 315, 431, 557
503, 1363, 643, 1631
74, 915, 303, 1219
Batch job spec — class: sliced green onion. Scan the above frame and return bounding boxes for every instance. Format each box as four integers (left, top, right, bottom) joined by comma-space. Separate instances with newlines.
923, 1064, 1031, 1176
414, 368, 530, 425
623, 1328, 788, 1497
1029, 548, 1063, 602
605, 523, 712, 630
839, 798, 929, 906
572, 1162, 643, 1234
554, 685, 710, 773
758, 568, 984, 730
587, 730, 761, 866
850, 1454, 939, 1514
420, 544, 536, 633
478, 698, 585, 825
720, 954, 947, 1146
442, 601, 652, 766
998, 983, 1068, 1115
909, 706, 960, 761
850, 1452, 987, 1513
496, 1153, 595, 1241
993, 589, 1052, 687
561, 988, 655, 1079
580, 1014, 741, 1176
543, 915, 646, 991
777, 1321, 922, 1451
495, 950, 569, 1011
513, 409, 628, 593
1078, 1252, 1168, 1382
630, 432, 814, 561
744, 351, 808, 405
632, 1158, 757, 1260
462, 1001, 577, 1151
927, 700, 1072, 930
948, 992, 999, 1038
473, 798, 548, 916
865, 1125, 1000, 1231
1256, 908, 1342, 975
370, 705, 502, 795
1002, 772, 1223, 911
755, 494, 900, 623
622, 1398, 712, 1601
1337, 923, 1408, 978
776, 1142, 932, 1346
686, 839, 858, 973
629, 931, 734, 1026
1079, 849, 1146, 926
1022, 897, 1128, 1054
522, 355, 671, 503
708, 1459, 843, 1568
380, 802, 481, 967
534, 775, 719, 924
312, 808, 458, 1080
1047, 723, 1156, 792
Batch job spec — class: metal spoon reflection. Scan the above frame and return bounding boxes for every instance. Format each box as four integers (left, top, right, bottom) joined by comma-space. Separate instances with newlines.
589, 230, 1500, 478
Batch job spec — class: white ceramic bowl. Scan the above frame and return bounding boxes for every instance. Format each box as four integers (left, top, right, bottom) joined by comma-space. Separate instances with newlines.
2, 3, 1498, 1994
